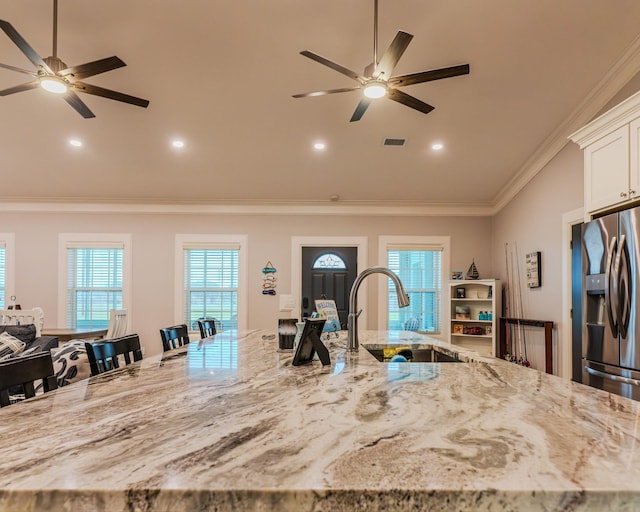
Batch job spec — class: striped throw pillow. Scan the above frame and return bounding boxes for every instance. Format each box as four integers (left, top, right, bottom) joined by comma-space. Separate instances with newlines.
0, 332, 26, 360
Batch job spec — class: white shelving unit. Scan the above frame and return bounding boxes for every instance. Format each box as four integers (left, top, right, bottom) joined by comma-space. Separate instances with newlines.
449, 279, 501, 357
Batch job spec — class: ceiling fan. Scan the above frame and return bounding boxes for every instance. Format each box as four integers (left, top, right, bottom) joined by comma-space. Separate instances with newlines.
0, 0, 149, 118
293, 0, 469, 122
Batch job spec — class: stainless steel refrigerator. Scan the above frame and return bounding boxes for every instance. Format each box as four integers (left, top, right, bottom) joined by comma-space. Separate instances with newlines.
582, 207, 640, 400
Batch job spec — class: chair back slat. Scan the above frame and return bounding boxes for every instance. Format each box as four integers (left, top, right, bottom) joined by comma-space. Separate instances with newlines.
106, 309, 128, 339
86, 334, 143, 376
197, 318, 218, 339
159, 324, 190, 351
0, 352, 58, 407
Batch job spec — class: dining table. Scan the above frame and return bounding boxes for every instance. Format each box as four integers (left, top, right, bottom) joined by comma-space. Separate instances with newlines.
40, 327, 108, 343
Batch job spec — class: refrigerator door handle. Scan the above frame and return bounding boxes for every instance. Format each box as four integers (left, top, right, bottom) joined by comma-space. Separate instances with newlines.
616, 234, 631, 339
585, 365, 640, 387
605, 236, 619, 338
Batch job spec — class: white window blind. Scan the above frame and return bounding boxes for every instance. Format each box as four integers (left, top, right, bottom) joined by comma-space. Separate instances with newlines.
184, 247, 239, 331
0, 243, 5, 309
387, 246, 442, 333
66, 247, 123, 329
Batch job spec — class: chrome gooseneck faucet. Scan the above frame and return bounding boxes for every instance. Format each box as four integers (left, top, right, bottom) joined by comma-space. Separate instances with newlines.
347, 266, 410, 351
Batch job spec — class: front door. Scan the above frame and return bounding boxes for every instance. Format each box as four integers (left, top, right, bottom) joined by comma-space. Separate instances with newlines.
301, 247, 358, 329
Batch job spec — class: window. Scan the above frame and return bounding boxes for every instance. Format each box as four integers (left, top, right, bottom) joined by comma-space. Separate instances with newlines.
183, 247, 238, 331
59, 234, 131, 329
0, 234, 15, 310
0, 243, 5, 309
379, 236, 450, 335
176, 235, 248, 333
312, 253, 347, 269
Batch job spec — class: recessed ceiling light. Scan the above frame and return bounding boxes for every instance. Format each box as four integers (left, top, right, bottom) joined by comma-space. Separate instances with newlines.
313, 142, 326, 150
69, 139, 82, 147
431, 143, 444, 151
172, 140, 185, 148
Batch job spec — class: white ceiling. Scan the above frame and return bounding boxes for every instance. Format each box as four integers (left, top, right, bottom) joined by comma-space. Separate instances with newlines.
1, 0, 640, 212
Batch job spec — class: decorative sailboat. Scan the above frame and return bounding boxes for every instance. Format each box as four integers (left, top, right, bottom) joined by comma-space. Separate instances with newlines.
466, 259, 479, 280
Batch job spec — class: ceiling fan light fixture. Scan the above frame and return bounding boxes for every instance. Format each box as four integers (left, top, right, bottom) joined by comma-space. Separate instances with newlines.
363, 81, 387, 99
40, 76, 68, 94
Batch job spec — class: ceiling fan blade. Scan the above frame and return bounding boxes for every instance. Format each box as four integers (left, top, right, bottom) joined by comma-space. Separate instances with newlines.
300, 51, 365, 83
387, 88, 434, 115
0, 20, 53, 74
72, 82, 149, 108
293, 86, 360, 98
64, 90, 96, 118
0, 62, 37, 76
58, 56, 126, 81
389, 64, 470, 88
0, 80, 39, 96
350, 98, 371, 122
374, 31, 413, 80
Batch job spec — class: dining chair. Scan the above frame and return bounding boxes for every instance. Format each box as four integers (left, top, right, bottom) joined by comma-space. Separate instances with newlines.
0, 352, 58, 407
197, 318, 218, 339
0, 307, 45, 337
159, 324, 190, 352
105, 309, 128, 339
85, 334, 143, 376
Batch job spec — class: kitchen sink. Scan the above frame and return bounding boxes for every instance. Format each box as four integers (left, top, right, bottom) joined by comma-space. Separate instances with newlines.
364, 345, 461, 363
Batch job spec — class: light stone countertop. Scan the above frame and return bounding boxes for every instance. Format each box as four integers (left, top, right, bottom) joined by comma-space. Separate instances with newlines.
0, 329, 639, 511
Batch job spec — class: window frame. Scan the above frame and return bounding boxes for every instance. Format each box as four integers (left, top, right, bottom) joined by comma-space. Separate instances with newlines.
0, 233, 15, 309
377, 236, 450, 338
58, 233, 132, 328
175, 234, 248, 333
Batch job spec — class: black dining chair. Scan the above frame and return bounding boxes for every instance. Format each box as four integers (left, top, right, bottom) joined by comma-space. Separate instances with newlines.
85, 334, 143, 376
197, 318, 218, 339
0, 352, 58, 407
159, 324, 190, 352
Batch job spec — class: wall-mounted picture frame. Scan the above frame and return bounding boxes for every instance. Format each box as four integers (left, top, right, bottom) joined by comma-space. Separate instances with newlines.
451, 270, 464, 280
526, 251, 542, 288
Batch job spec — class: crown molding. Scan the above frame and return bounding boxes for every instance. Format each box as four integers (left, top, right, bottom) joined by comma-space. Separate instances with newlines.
0, 199, 495, 217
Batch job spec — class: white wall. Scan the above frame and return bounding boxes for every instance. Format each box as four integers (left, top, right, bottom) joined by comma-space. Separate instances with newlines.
2, 211, 491, 355
491, 143, 583, 375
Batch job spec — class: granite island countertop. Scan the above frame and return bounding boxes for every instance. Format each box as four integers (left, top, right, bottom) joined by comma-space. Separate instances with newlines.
0, 329, 639, 511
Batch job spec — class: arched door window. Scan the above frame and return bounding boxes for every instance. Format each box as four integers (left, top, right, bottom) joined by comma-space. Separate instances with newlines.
312, 253, 347, 270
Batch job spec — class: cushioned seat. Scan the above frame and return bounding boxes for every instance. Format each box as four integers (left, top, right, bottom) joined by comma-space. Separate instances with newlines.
0, 324, 58, 355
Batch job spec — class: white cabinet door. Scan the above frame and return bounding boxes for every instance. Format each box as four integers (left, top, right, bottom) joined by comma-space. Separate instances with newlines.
584, 125, 629, 213
630, 118, 640, 201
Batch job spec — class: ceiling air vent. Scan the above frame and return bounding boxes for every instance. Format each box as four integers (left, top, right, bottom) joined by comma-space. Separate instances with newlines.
383, 138, 407, 147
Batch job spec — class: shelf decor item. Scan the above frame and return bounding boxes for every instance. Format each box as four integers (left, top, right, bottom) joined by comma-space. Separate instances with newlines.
466, 259, 480, 280
455, 306, 471, 320
456, 287, 466, 299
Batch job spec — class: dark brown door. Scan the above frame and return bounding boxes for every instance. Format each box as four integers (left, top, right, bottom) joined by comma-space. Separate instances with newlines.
301, 247, 358, 329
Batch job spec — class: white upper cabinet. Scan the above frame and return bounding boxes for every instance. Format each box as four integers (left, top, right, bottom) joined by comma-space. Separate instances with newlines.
584, 125, 630, 212
570, 90, 640, 219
